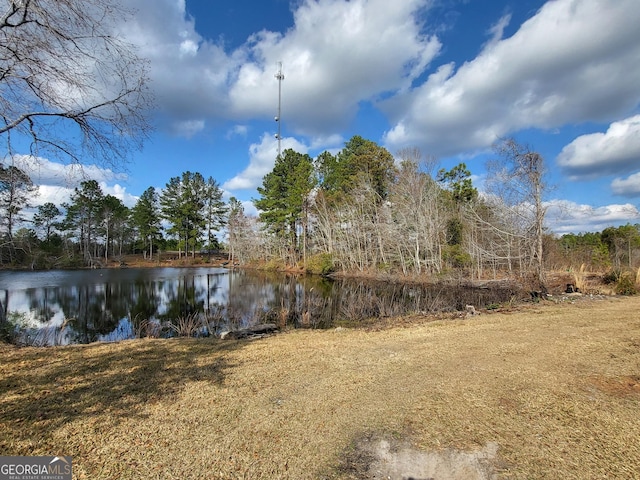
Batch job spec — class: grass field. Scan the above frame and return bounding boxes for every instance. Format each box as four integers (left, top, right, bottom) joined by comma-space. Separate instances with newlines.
1, 295, 639, 479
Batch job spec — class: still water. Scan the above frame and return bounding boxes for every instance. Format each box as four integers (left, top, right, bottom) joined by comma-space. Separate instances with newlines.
0, 267, 521, 345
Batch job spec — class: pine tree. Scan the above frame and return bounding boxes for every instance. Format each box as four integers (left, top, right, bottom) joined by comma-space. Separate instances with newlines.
33, 202, 61, 243
64, 180, 104, 263
203, 177, 227, 254
0, 164, 37, 240
159, 171, 214, 258
131, 187, 162, 260
254, 149, 316, 263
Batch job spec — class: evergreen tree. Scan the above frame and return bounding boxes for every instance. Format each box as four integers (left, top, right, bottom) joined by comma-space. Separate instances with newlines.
159, 176, 185, 255
254, 149, 316, 262
180, 172, 208, 257
227, 197, 245, 263
131, 187, 162, 259
0, 164, 37, 240
100, 194, 129, 261
436, 163, 477, 260
159, 171, 212, 257
33, 202, 61, 243
203, 177, 227, 253
321, 135, 396, 201
436, 163, 478, 206
601, 224, 640, 269
64, 180, 104, 263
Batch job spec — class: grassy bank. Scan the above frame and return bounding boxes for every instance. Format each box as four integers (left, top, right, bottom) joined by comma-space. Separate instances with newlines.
1, 296, 639, 479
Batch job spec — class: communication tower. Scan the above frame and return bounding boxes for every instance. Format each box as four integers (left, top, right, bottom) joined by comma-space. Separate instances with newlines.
274, 61, 284, 158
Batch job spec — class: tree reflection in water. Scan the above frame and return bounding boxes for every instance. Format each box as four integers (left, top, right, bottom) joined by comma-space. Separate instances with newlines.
0, 268, 522, 345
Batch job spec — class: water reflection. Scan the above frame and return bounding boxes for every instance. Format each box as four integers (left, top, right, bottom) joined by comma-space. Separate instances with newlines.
0, 268, 521, 346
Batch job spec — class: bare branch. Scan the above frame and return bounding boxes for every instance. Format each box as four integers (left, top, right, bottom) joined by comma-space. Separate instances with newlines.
488, 138, 548, 287
0, 0, 152, 169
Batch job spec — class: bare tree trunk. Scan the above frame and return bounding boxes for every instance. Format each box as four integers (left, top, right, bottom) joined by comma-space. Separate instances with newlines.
488, 139, 548, 288
104, 222, 109, 263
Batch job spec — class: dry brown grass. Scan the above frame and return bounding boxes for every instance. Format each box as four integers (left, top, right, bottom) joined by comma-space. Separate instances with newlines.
1, 296, 640, 479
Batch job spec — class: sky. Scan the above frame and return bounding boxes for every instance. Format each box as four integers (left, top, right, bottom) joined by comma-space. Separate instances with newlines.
13, 0, 640, 234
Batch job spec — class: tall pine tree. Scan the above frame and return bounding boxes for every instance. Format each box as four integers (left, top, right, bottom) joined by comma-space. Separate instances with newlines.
254, 149, 316, 263
132, 187, 162, 259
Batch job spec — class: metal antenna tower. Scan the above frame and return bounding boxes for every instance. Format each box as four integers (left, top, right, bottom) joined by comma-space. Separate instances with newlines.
274, 61, 284, 158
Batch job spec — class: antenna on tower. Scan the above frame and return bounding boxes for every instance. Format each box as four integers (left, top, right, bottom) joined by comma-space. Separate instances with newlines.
274, 61, 284, 158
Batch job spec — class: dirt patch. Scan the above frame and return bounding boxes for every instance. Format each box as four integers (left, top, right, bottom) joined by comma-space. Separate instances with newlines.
340, 435, 501, 480
589, 375, 640, 398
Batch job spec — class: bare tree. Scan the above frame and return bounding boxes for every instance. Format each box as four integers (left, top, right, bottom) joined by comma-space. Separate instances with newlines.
391, 152, 444, 275
0, 0, 151, 168
488, 138, 547, 289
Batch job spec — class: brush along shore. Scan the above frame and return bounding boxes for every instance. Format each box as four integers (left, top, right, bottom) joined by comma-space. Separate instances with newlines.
1, 296, 639, 479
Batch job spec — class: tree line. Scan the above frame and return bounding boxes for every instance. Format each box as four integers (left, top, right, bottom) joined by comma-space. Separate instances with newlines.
2, 135, 640, 286
241, 135, 552, 286
0, 170, 226, 268
242, 135, 639, 287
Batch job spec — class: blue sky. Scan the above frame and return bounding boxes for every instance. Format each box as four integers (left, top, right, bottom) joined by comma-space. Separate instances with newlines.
15, 0, 640, 234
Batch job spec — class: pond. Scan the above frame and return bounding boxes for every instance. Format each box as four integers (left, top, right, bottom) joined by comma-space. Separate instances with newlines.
0, 267, 523, 346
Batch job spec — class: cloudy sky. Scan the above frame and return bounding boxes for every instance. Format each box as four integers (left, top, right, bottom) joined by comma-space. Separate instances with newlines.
17, 0, 640, 234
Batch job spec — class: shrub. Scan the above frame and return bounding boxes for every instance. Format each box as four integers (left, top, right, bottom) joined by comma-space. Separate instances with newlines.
264, 258, 286, 271
305, 253, 335, 275
376, 262, 391, 273
443, 245, 472, 268
603, 269, 621, 284
615, 273, 638, 296
0, 320, 15, 343
132, 315, 162, 338
169, 313, 207, 337
1, 312, 32, 345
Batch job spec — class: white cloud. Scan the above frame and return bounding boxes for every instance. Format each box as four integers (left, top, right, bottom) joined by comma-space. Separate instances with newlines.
309, 134, 344, 151
122, 0, 234, 135
228, 0, 441, 135
124, 0, 440, 138
170, 119, 206, 138
101, 183, 139, 208
10, 155, 137, 209
546, 200, 640, 234
611, 172, 640, 198
179, 39, 199, 57
222, 134, 309, 191
556, 115, 640, 179
383, 0, 640, 157
484, 13, 511, 48
33, 185, 74, 208
13, 155, 128, 186
226, 125, 249, 139
240, 200, 259, 218
33, 182, 137, 213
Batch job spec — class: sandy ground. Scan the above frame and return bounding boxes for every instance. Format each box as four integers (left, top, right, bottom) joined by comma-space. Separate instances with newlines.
1, 295, 639, 479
